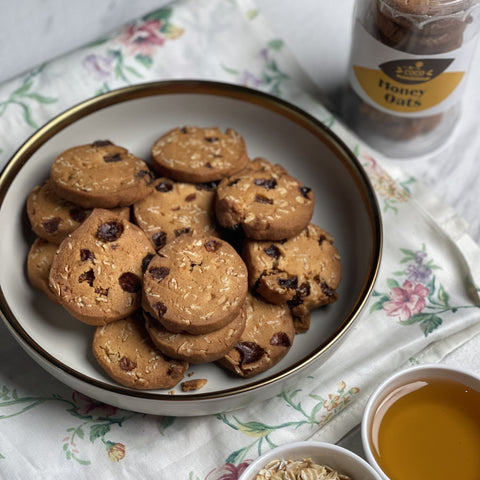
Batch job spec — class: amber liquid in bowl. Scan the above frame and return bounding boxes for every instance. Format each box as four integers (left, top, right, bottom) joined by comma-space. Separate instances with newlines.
370, 377, 480, 480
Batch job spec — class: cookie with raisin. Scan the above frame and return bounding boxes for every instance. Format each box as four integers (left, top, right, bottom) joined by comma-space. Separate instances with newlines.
92, 313, 188, 390
242, 223, 342, 312
144, 304, 246, 364
50, 140, 154, 209
27, 237, 60, 303
49, 208, 155, 326
142, 232, 248, 335
215, 157, 314, 241
27, 179, 130, 244
150, 126, 249, 183
133, 177, 218, 250
217, 293, 295, 378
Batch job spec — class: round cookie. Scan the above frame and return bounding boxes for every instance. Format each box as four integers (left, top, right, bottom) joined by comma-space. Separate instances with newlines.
27, 179, 130, 244
217, 293, 295, 378
92, 314, 188, 390
215, 157, 315, 241
27, 237, 60, 303
142, 232, 248, 335
144, 305, 246, 364
133, 177, 219, 250
242, 223, 342, 312
49, 208, 155, 326
50, 140, 154, 209
150, 126, 250, 183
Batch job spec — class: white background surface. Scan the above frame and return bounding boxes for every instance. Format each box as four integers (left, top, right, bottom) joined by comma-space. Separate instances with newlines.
2, 0, 479, 396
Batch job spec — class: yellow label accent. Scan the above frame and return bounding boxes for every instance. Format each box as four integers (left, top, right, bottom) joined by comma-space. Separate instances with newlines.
354, 66, 464, 113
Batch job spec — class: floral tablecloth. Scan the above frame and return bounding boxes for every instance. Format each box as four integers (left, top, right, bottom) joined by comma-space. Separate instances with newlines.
1, 1, 479, 478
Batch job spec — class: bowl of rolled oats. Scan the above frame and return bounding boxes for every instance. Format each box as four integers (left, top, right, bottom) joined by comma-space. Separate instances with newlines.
239, 441, 382, 480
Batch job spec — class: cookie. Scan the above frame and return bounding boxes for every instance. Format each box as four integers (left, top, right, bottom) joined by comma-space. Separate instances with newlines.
27, 237, 60, 303
150, 126, 250, 183
92, 314, 188, 390
217, 293, 295, 378
215, 157, 314, 241
376, 1, 466, 54
133, 177, 219, 250
27, 179, 130, 244
242, 223, 342, 312
50, 140, 154, 209
142, 232, 248, 335
49, 208, 155, 326
144, 303, 246, 364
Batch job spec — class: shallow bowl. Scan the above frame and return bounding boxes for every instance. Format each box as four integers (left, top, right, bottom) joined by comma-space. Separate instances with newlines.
0, 80, 382, 416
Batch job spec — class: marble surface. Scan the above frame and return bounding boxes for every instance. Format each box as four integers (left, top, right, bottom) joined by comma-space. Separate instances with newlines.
2, 0, 480, 443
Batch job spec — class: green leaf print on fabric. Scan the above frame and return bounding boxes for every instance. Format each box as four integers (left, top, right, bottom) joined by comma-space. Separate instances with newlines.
371, 246, 479, 336
0, 387, 175, 465
0, 65, 57, 130
221, 40, 289, 96
82, 7, 184, 94
216, 381, 359, 465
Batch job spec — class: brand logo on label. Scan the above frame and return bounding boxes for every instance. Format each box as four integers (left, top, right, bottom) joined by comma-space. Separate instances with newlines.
379, 59, 454, 85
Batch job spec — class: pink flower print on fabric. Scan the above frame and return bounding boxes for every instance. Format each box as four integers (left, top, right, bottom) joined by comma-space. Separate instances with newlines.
72, 391, 119, 419
383, 280, 429, 321
205, 461, 251, 480
120, 19, 165, 56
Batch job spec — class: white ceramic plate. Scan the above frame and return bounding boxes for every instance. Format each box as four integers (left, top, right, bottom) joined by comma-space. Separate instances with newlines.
0, 81, 382, 416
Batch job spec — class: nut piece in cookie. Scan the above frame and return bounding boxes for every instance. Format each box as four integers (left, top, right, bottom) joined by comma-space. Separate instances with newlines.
242, 223, 342, 312
144, 303, 246, 363
133, 177, 219, 251
92, 314, 188, 390
142, 232, 248, 335
150, 126, 250, 183
217, 293, 295, 378
27, 237, 60, 303
27, 179, 130, 244
49, 208, 155, 326
50, 140, 154, 209
215, 157, 314, 241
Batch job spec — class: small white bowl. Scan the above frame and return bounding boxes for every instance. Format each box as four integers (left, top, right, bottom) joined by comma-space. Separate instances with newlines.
239, 440, 382, 480
361, 364, 480, 480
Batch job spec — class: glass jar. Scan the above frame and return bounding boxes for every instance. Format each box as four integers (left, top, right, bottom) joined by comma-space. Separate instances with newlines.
342, 0, 480, 158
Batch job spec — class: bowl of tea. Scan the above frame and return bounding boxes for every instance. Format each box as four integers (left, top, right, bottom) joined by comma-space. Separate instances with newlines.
361, 364, 480, 480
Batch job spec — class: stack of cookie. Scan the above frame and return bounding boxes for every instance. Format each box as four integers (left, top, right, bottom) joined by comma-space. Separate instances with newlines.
25, 126, 341, 390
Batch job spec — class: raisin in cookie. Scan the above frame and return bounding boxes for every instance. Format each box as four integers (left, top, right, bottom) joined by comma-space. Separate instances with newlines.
133, 177, 218, 250
217, 293, 295, 378
150, 126, 249, 183
27, 179, 130, 244
142, 232, 248, 335
242, 223, 342, 312
49, 208, 155, 326
92, 314, 188, 390
50, 140, 153, 209
215, 157, 314, 241
27, 237, 60, 303
144, 305, 246, 364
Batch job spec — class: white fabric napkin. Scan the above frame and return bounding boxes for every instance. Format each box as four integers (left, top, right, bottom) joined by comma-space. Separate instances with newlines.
0, 1, 479, 479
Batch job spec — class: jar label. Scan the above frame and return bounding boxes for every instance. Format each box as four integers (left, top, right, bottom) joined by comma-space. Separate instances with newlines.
348, 22, 474, 117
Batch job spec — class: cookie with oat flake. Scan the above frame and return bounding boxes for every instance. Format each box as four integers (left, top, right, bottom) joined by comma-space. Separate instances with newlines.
215, 157, 314, 241
133, 177, 219, 251
49, 208, 155, 326
143, 303, 246, 364
92, 313, 188, 390
142, 232, 248, 335
27, 179, 130, 244
50, 140, 154, 209
242, 223, 342, 312
150, 126, 250, 183
217, 293, 295, 378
